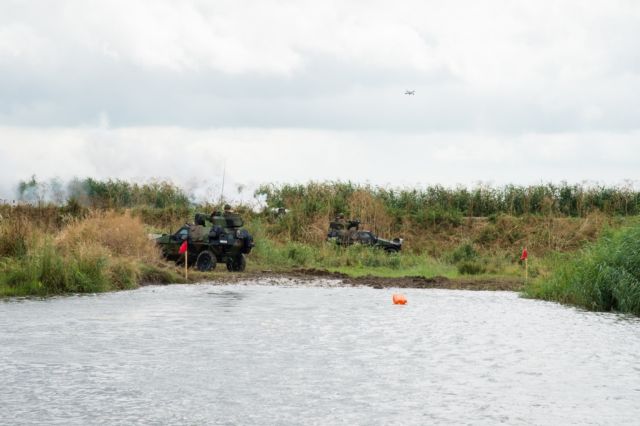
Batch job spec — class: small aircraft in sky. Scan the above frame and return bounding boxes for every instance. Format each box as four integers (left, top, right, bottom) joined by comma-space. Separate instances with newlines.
405, 90, 415, 95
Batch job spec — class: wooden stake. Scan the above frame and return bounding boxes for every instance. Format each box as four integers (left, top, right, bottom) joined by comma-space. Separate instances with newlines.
525, 257, 528, 284
184, 247, 188, 281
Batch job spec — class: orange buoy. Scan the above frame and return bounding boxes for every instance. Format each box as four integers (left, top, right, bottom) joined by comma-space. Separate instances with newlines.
392, 293, 407, 305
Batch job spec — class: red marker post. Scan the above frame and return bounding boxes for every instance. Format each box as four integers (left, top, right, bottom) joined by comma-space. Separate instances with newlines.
179, 240, 188, 280
520, 247, 528, 283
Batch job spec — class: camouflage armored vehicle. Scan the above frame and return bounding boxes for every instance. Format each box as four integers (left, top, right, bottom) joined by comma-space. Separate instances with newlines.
327, 217, 403, 252
155, 211, 254, 272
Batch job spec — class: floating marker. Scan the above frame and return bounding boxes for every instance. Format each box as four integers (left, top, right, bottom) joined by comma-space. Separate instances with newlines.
392, 294, 407, 305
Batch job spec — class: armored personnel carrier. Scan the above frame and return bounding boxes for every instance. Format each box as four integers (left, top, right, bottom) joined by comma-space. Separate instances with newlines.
327, 217, 403, 252
155, 211, 254, 272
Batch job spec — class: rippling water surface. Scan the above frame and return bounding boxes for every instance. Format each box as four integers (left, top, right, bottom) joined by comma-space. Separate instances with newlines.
1, 279, 640, 425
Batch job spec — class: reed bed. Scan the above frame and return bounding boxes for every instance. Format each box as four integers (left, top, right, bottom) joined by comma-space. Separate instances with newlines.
0, 211, 179, 297
524, 222, 640, 315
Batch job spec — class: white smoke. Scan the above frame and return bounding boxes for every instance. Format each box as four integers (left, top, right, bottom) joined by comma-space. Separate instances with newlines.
1, 126, 639, 205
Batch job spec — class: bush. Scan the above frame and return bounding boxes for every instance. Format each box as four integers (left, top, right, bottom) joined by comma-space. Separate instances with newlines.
139, 264, 184, 284
1, 240, 111, 295
0, 211, 168, 296
286, 243, 314, 266
475, 225, 498, 246
108, 258, 139, 290
525, 224, 640, 314
0, 217, 30, 258
448, 243, 478, 263
457, 261, 486, 275
56, 211, 161, 262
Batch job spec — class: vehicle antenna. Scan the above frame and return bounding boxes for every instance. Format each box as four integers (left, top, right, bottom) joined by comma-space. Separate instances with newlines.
219, 161, 226, 206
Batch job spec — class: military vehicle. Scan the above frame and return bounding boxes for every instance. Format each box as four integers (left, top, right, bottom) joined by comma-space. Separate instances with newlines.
155, 211, 254, 272
327, 218, 403, 252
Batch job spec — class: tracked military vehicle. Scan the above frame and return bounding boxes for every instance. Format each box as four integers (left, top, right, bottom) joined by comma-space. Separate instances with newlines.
327, 217, 403, 252
155, 211, 254, 272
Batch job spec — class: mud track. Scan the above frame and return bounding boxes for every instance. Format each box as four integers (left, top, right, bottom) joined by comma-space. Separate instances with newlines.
195, 268, 523, 291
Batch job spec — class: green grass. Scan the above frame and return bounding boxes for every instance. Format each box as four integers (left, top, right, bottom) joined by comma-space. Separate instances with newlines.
248, 237, 524, 281
524, 223, 640, 314
0, 238, 189, 297
138, 263, 186, 284
0, 240, 109, 296
329, 260, 458, 279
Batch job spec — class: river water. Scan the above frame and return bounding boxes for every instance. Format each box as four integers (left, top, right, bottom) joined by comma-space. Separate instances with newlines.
1, 279, 639, 425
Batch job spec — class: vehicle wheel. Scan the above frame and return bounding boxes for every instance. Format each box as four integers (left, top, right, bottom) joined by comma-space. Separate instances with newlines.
385, 247, 399, 253
227, 254, 246, 272
234, 254, 247, 272
196, 250, 216, 271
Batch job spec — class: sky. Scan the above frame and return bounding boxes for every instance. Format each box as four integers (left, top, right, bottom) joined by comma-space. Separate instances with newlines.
1, 0, 639, 201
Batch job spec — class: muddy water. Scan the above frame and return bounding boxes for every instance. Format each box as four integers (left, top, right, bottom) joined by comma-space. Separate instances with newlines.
1, 279, 639, 425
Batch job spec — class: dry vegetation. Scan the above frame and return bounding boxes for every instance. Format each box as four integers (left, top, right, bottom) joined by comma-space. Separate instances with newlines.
56, 212, 161, 263
0, 207, 181, 297
2, 180, 639, 305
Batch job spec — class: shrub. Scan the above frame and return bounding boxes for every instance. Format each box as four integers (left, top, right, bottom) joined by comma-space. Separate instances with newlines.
139, 264, 184, 284
448, 243, 478, 263
56, 211, 161, 263
525, 224, 640, 314
108, 258, 139, 290
475, 225, 498, 246
457, 261, 486, 275
1, 240, 111, 295
0, 217, 30, 258
286, 243, 314, 266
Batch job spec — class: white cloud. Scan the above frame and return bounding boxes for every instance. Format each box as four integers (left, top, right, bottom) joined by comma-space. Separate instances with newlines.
0, 23, 51, 63
0, 1, 639, 193
2, 0, 638, 132
4, 0, 639, 80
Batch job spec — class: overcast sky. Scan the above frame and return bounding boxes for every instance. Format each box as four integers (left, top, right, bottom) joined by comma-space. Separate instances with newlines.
1, 0, 639, 201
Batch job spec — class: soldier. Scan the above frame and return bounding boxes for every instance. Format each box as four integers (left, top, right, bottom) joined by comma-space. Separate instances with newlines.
189, 222, 207, 241
330, 213, 349, 241
210, 210, 222, 223
223, 204, 233, 216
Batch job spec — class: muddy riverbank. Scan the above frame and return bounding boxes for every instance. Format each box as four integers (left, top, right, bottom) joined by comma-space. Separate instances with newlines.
166, 268, 524, 291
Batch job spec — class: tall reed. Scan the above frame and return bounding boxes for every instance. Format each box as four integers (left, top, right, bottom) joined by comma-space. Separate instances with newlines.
524, 223, 640, 314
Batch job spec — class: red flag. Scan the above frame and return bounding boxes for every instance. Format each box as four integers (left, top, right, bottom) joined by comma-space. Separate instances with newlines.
178, 240, 188, 255
520, 248, 528, 260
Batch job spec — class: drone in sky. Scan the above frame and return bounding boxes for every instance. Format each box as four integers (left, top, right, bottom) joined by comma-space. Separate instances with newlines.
404, 90, 415, 95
